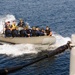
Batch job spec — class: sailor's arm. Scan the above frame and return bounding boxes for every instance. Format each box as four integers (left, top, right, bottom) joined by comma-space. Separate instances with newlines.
49, 31, 52, 36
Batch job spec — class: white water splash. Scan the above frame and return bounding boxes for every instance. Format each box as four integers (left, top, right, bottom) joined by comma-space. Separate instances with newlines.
5, 14, 16, 22
52, 32, 71, 47
0, 14, 16, 34
0, 44, 38, 56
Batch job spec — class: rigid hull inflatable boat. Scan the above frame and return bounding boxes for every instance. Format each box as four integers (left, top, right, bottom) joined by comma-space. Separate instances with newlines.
0, 36, 56, 45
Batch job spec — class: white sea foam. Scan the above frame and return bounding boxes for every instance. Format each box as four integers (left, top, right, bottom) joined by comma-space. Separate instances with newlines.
0, 14, 71, 56
0, 44, 38, 56
51, 32, 71, 47
0, 14, 16, 34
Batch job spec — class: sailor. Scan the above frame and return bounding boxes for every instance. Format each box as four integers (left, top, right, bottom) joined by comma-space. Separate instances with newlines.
20, 27, 27, 37
35, 27, 41, 36
20, 25, 31, 37
17, 19, 25, 27
11, 21, 18, 37
4, 21, 12, 37
25, 25, 31, 37
45, 26, 52, 36
31, 26, 36, 37
40, 28, 46, 36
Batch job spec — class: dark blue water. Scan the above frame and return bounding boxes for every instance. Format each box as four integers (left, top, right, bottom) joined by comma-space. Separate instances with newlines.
0, 0, 75, 75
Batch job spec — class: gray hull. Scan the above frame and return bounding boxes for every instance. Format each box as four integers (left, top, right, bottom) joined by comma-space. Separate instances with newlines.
0, 36, 56, 45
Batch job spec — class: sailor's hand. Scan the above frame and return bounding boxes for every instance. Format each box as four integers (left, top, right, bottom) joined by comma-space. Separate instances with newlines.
28, 34, 30, 37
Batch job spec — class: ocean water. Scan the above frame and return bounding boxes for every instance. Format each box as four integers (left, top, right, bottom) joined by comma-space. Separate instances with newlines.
0, 0, 74, 75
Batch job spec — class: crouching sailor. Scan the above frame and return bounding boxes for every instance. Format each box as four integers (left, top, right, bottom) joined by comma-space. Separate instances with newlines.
4, 21, 12, 37
11, 21, 18, 37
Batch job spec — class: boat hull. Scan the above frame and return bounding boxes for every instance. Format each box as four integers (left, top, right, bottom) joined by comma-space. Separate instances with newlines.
0, 36, 56, 45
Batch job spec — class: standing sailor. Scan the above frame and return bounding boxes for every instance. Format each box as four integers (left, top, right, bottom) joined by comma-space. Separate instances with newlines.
17, 19, 25, 27
17, 19, 26, 36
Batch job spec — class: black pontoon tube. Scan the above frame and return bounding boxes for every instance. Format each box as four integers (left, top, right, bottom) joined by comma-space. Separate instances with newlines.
0, 41, 71, 75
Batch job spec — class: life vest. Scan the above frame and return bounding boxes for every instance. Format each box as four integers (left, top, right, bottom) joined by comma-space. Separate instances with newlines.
11, 24, 17, 30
